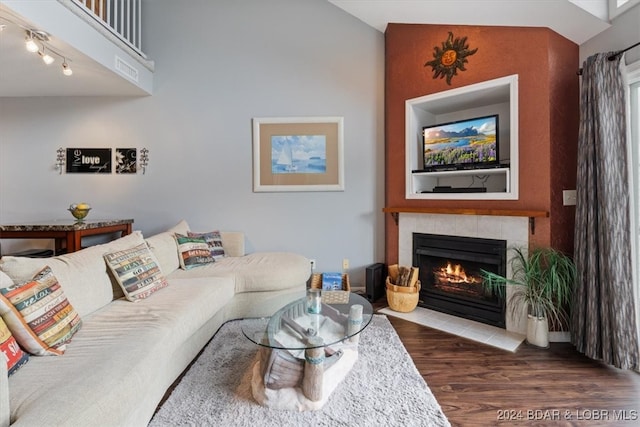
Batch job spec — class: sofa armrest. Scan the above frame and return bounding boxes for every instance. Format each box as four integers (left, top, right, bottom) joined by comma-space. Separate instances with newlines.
1, 358, 9, 427
220, 232, 245, 257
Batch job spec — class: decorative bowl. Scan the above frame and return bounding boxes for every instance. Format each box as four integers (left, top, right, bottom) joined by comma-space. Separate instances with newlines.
68, 204, 91, 222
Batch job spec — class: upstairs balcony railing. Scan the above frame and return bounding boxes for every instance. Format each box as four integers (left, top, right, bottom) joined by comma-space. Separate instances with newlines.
70, 0, 144, 58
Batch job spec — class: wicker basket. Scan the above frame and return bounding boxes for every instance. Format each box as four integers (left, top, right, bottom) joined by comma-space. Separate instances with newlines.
309, 273, 350, 304
386, 277, 420, 313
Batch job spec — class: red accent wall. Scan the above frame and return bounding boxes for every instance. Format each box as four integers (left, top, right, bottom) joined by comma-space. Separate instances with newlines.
385, 24, 579, 263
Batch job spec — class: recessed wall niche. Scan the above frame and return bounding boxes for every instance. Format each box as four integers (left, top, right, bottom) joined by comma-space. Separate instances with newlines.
406, 74, 518, 200
384, 23, 580, 263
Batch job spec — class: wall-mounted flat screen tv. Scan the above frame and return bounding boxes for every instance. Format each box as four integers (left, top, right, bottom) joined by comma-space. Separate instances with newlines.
422, 114, 499, 171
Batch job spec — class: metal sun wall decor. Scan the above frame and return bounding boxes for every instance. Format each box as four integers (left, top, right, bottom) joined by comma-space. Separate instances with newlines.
425, 32, 478, 85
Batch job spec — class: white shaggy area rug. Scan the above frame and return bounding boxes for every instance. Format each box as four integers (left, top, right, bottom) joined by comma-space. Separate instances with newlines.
149, 315, 450, 427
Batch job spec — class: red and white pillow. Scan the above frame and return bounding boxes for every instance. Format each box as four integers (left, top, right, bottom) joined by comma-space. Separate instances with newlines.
0, 266, 82, 356
0, 316, 29, 375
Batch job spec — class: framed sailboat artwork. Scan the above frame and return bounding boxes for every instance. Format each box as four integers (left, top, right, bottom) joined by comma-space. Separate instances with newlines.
252, 116, 344, 192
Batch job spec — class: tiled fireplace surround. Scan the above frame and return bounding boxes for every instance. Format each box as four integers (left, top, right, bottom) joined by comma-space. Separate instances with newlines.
398, 213, 529, 337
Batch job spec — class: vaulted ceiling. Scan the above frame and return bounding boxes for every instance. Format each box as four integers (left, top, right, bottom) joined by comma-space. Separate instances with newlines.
328, 0, 611, 45
0, 0, 612, 97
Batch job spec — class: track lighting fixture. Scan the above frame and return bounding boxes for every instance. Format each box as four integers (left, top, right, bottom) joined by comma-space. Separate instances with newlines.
22, 29, 73, 77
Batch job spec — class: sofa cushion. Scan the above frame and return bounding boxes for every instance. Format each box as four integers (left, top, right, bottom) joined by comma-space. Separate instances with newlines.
0, 270, 12, 288
174, 234, 215, 269
166, 252, 310, 293
104, 243, 169, 302
0, 266, 82, 356
0, 231, 147, 318
6, 275, 235, 427
145, 220, 190, 275
0, 317, 29, 376
188, 230, 226, 260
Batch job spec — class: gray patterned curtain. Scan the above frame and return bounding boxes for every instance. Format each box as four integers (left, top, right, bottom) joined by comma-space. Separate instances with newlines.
571, 53, 639, 370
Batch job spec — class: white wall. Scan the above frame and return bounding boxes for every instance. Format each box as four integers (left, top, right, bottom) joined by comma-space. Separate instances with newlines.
0, 0, 385, 287
580, 3, 640, 64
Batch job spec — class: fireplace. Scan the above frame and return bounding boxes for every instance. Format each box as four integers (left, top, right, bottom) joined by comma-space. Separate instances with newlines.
413, 233, 506, 328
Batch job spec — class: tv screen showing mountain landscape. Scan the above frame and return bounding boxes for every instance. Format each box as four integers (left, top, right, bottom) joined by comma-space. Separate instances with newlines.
422, 115, 498, 169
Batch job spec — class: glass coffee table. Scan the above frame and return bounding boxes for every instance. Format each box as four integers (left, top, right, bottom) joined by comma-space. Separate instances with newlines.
242, 291, 373, 410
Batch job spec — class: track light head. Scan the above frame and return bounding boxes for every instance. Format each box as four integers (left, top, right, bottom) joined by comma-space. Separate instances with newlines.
62, 61, 73, 76
22, 29, 72, 76
39, 49, 55, 65
25, 30, 50, 53
25, 36, 39, 53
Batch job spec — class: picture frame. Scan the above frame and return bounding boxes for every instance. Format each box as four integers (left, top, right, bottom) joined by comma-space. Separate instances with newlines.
65, 148, 112, 174
252, 116, 344, 192
115, 148, 137, 174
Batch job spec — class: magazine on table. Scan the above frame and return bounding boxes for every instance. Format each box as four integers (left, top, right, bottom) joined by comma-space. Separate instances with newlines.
322, 272, 343, 290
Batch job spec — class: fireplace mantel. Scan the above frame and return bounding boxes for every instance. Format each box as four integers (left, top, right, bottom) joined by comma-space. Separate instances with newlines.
383, 207, 549, 233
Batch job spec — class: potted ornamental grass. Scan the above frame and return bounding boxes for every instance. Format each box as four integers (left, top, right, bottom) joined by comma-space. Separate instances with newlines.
481, 247, 576, 348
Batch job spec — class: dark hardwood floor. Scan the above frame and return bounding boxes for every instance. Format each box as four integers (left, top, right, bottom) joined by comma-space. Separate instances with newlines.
374, 301, 640, 427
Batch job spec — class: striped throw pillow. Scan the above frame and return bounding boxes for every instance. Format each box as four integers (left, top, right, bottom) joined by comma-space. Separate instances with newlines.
104, 242, 169, 301
175, 233, 215, 269
187, 230, 226, 260
0, 317, 29, 375
0, 266, 82, 356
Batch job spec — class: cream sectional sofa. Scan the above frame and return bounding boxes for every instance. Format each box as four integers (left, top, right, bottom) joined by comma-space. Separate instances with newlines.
0, 220, 309, 427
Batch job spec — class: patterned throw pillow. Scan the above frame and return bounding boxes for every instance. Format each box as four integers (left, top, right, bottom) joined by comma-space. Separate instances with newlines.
175, 233, 215, 269
0, 266, 82, 356
188, 230, 226, 260
0, 317, 29, 375
104, 242, 169, 302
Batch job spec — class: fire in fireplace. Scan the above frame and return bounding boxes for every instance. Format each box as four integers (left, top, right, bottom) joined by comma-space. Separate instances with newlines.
433, 260, 486, 299
413, 233, 506, 328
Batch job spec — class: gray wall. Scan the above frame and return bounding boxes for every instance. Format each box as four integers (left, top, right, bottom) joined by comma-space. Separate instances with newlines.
0, 0, 385, 287
580, 4, 640, 64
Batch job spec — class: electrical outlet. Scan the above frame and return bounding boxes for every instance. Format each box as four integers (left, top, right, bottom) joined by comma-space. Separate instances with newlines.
310, 259, 316, 270
563, 189, 577, 206
342, 258, 349, 270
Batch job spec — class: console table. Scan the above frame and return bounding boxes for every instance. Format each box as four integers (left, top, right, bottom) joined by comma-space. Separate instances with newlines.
0, 219, 134, 255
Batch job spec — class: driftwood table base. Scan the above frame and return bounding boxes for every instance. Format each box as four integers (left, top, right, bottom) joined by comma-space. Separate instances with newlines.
242, 293, 373, 410
250, 347, 358, 411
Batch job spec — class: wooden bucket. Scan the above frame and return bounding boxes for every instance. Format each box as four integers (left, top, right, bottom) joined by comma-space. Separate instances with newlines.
386, 278, 420, 312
